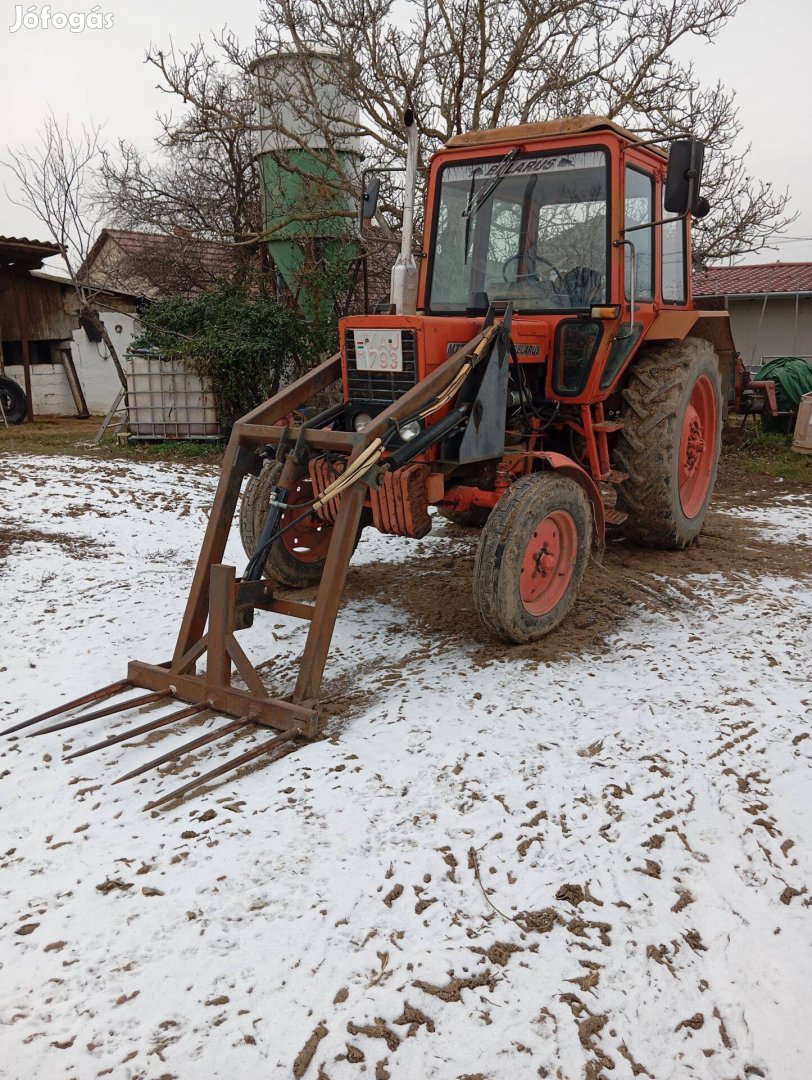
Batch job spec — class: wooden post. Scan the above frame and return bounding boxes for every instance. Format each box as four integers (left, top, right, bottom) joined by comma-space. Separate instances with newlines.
13, 274, 34, 422
20, 337, 33, 423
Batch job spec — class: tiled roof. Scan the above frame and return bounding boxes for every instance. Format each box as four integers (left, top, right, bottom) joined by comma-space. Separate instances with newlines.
104, 230, 240, 279
693, 262, 812, 297
78, 228, 245, 297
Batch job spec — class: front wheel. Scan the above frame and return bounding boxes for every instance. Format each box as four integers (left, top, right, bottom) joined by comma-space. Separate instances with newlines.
473, 474, 593, 643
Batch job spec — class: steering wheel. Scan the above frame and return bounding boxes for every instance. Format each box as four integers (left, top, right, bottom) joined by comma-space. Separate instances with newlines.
502, 252, 564, 283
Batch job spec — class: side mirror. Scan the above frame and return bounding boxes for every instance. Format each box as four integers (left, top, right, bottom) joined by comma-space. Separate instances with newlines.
693, 196, 711, 220
665, 139, 705, 216
361, 176, 381, 221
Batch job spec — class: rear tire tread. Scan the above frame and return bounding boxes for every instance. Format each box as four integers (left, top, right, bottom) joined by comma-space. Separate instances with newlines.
614, 337, 722, 549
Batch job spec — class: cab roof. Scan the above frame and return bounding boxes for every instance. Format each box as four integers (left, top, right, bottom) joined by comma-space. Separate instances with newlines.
444, 115, 669, 159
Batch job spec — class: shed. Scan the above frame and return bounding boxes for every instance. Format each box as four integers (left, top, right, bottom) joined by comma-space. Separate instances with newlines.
0, 236, 141, 417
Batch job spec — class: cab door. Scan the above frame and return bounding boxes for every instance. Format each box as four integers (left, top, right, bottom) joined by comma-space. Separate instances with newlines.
596, 159, 658, 394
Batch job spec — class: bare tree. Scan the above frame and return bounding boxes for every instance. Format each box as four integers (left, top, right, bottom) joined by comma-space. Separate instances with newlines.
143, 0, 794, 265
100, 57, 262, 248
4, 113, 128, 387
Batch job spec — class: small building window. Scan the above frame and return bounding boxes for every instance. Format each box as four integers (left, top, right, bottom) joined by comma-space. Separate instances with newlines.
624, 167, 655, 302
1, 340, 55, 365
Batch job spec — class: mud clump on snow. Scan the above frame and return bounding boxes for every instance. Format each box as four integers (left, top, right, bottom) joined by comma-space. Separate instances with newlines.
346, 1018, 400, 1051
514, 908, 560, 934
412, 970, 496, 1002
293, 1023, 328, 1078
555, 883, 604, 907
393, 1002, 435, 1036
473, 941, 522, 966
382, 883, 403, 908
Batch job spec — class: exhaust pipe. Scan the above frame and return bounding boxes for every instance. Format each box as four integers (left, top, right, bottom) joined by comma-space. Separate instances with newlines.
390, 108, 419, 315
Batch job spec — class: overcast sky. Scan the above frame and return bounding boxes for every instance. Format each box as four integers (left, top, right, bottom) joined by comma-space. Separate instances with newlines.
1, 0, 810, 265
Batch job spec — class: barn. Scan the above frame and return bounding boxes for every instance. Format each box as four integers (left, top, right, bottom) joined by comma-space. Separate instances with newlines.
0, 235, 140, 418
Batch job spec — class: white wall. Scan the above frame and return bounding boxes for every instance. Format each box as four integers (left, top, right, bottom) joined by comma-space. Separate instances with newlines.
728, 297, 812, 373
5, 309, 140, 416
3, 362, 73, 414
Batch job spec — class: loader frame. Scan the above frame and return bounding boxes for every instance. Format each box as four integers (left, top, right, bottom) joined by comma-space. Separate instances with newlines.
129, 328, 500, 742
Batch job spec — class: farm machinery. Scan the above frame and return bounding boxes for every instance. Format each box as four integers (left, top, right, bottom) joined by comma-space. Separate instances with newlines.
6, 116, 736, 806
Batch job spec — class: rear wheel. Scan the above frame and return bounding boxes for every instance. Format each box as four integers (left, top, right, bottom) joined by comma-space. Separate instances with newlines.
0, 377, 27, 424
239, 461, 332, 588
473, 473, 592, 642
615, 337, 722, 548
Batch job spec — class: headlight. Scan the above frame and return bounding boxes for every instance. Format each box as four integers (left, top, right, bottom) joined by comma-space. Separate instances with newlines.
353, 412, 373, 431
399, 420, 421, 442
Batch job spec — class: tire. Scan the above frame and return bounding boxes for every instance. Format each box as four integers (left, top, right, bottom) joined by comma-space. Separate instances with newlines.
0, 377, 28, 424
473, 473, 592, 643
436, 504, 491, 528
239, 461, 332, 588
615, 337, 722, 549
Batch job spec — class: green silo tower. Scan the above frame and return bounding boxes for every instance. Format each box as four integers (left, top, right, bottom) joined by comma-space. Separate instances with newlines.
251, 51, 361, 320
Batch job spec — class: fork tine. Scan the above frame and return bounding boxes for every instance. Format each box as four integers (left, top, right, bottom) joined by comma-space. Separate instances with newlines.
143, 729, 300, 811
1, 679, 132, 737
111, 717, 249, 785
65, 703, 210, 761
27, 691, 172, 737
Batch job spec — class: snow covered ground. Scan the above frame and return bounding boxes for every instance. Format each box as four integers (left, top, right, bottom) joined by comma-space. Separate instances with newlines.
0, 453, 810, 1080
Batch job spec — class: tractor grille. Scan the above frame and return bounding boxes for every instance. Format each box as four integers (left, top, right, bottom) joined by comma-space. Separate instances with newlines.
344, 328, 418, 404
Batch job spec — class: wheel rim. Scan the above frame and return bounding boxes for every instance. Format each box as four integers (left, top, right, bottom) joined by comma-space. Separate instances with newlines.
279, 476, 331, 564
679, 374, 717, 519
520, 509, 578, 616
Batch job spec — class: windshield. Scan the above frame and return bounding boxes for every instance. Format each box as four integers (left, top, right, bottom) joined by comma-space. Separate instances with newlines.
428, 149, 609, 313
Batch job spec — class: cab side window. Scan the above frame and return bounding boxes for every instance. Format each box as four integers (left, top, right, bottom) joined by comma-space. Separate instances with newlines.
624, 166, 654, 302
662, 189, 687, 303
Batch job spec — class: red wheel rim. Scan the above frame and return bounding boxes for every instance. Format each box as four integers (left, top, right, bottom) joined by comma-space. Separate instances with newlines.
279, 477, 331, 564
520, 510, 578, 616
679, 374, 717, 519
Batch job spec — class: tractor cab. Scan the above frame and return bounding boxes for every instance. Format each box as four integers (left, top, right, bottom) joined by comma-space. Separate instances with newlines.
341, 117, 715, 420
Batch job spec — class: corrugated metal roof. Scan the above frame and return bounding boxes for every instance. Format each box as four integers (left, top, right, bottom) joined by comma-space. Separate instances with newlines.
693, 262, 812, 297
29, 267, 140, 300
0, 235, 61, 268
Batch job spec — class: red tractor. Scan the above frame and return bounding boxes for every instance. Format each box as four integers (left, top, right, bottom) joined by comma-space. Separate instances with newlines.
240, 115, 734, 641
12, 116, 737, 807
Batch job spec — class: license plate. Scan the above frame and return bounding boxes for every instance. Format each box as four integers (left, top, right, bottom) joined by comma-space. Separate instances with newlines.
353, 329, 403, 372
